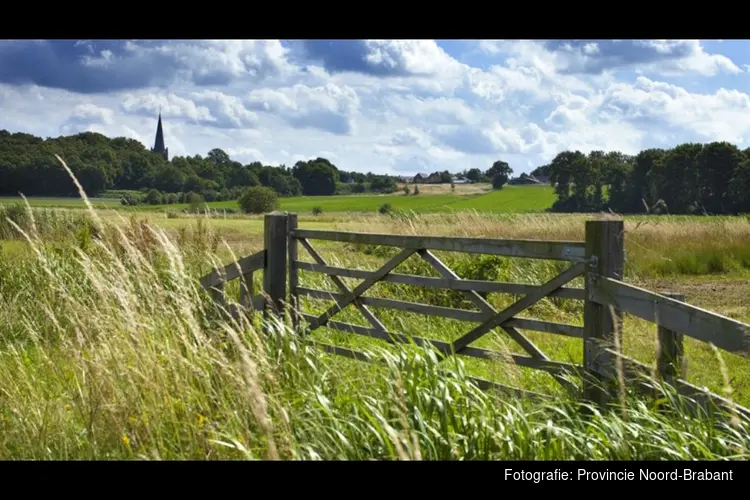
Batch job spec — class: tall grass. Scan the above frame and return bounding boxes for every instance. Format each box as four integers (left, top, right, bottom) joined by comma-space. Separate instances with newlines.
0, 161, 749, 459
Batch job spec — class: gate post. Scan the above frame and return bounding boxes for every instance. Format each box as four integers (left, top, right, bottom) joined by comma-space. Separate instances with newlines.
263, 211, 288, 324
657, 292, 686, 384
287, 213, 300, 332
583, 219, 625, 406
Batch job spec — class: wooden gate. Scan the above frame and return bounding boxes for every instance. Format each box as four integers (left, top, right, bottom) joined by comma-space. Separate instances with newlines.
200, 212, 750, 417
288, 214, 592, 397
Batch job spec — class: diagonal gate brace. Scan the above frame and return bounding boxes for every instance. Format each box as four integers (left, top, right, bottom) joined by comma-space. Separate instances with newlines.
305, 248, 417, 333
298, 238, 388, 333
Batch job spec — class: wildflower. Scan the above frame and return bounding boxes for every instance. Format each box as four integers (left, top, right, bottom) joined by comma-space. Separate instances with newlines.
122, 434, 131, 447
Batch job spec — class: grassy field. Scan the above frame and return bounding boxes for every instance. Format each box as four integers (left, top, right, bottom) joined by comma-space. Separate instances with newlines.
1, 195, 749, 459
0, 184, 557, 215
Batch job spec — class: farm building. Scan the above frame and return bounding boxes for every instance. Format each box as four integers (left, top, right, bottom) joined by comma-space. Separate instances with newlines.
508, 173, 549, 185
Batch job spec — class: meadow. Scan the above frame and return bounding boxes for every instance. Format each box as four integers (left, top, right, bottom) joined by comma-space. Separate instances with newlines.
0, 183, 557, 215
1, 184, 750, 459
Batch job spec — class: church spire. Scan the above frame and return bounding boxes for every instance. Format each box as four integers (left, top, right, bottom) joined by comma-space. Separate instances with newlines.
151, 111, 168, 161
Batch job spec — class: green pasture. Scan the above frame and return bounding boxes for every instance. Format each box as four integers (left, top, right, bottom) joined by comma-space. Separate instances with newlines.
0, 185, 557, 214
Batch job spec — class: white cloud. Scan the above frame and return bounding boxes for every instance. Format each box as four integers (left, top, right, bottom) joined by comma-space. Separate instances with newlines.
246, 82, 360, 135
1, 40, 750, 177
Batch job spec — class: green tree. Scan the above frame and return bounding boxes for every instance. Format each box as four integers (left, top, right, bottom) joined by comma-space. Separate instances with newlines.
697, 142, 744, 214
292, 159, 338, 196
492, 175, 507, 190
466, 168, 483, 183
238, 186, 279, 214
488, 160, 513, 189
487, 160, 512, 180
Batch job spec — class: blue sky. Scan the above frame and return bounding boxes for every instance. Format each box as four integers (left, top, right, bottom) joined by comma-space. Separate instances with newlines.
1, 39, 748, 176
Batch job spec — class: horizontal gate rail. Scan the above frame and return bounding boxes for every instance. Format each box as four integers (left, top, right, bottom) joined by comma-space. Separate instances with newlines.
590, 275, 750, 356
294, 261, 586, 300
199, 249, 266, 314
291, 228, 586, 262
299, 313, 583, 377
200, 250, 265, 289
297, 287, 584, 338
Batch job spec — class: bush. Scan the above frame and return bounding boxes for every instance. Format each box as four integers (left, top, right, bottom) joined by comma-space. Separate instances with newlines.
312, 206, 323, 216
145, 189, 163, 205
238, 186, 279, 214
379, 203, 392, 215
166, 193, 178, 204
413, 184, 420, 195
120, 194, 140, 206
185, 192, 204, 212
203, 190, 219, 202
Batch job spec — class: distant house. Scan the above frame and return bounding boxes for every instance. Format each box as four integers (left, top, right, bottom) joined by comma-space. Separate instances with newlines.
413, 173, 425, 184
426, 172, 442, 184
508, 173, 547, 185
451, 176, 469, 184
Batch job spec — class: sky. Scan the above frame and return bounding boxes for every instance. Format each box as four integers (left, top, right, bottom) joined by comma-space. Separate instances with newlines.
1, 39, 749, 176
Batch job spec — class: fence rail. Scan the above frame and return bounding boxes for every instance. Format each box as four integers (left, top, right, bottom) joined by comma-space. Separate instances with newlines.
199, 211, 750, 418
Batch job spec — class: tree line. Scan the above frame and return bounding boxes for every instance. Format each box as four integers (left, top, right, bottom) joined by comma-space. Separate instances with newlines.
0, 130, 399, 201
535, 142, 750, 215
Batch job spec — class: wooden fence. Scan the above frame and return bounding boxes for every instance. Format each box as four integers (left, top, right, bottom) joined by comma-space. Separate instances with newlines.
200, 212, 750, 418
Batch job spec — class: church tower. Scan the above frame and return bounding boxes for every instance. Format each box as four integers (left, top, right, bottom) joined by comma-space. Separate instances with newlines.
151, 112, 169, 161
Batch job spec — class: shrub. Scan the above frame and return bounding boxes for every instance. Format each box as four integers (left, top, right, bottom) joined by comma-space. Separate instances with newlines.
203, 190, 219, 202
145, 189, 163, 205
378, 203, 392, 215
239, 186, 279, 214
413, 184, 420, 195
312, 206, 323, 216
185, 192, 204, 213
120, 194, 140, 206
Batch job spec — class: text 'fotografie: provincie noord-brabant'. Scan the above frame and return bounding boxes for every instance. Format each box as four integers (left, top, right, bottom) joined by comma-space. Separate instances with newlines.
504, 469, 733, 482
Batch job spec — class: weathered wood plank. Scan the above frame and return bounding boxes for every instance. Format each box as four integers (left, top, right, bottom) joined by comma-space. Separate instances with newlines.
296, 261, 585, 300
299, 314, 582, 377
451, 262, 587, 352
305, 248, 416, 332
199, 250, 265, 289
419, 249, 578, 395
298, 290, 583, 338
657, 292, 686, 382
292, 229, 586, 262
583, 220, 626, 406
298, 238, 387, 333
288, 213, 300, 330
228, 295, 265, 317
238, 271, 255, 308
263, 212, 287, 318
590, 276, 750, 356
505, 318, 584, 338
297, 287, 486, 322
